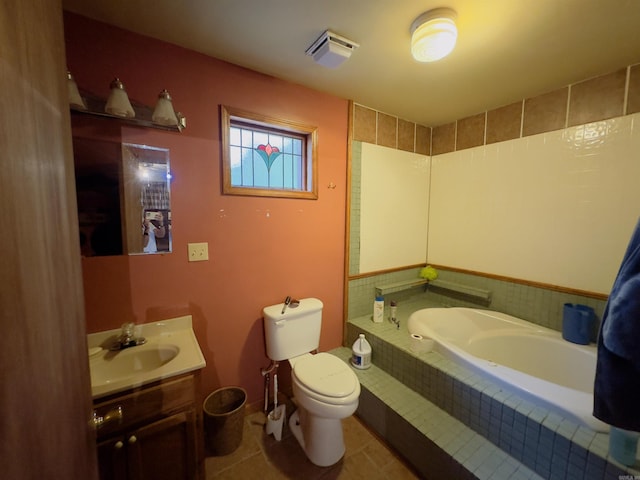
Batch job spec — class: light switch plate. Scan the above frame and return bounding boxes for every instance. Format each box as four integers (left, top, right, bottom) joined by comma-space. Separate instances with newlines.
188, 242, 209, 262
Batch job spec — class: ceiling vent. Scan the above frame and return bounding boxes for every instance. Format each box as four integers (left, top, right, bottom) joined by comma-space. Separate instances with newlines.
305, 30, 359, 68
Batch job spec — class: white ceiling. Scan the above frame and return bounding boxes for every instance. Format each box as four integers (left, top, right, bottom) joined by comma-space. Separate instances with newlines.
62, 0, 640, 127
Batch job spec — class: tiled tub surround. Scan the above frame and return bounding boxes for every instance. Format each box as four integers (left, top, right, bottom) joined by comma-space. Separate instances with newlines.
351, 111, 640, 296
344, 297, 639, 479
352, 103, 431, 154
430, 65, 640, 155
352, 64, 640, 160
345, 64, 640, 478
350, 67, 640, 295
428, 112, 640, 296
354, 142, 430, 274
348, 267, 606, 335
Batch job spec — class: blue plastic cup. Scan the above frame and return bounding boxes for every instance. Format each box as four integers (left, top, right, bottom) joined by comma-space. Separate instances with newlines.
562, 303, 594, 345
609, 426, 639, 466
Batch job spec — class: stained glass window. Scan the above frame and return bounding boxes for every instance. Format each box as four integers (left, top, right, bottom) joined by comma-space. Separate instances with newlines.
222, 106, 318, 199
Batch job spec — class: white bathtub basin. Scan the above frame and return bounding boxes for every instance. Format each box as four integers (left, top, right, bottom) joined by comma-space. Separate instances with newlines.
408, 307, 608, 432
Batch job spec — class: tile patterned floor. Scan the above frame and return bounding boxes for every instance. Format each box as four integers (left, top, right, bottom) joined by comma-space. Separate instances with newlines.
205, 405, 420, 479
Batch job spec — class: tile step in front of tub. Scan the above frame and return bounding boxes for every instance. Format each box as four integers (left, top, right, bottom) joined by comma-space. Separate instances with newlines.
331, 347, 544, 480
344, 315, 638, 480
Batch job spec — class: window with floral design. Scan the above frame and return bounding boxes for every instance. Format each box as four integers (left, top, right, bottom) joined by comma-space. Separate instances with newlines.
221, 106, 318, 199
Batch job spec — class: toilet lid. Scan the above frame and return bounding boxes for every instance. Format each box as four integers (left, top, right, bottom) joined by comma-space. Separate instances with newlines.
293, 352, 357, 398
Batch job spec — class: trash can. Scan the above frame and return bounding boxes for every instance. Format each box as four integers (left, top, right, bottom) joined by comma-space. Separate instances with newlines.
203, 386, 247, 456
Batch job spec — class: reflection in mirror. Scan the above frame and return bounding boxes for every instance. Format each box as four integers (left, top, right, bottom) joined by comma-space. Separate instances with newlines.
73, 138, 171, 256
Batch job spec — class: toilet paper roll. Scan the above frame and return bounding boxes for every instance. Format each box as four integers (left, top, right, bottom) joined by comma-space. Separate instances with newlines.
410, 333, 434, 353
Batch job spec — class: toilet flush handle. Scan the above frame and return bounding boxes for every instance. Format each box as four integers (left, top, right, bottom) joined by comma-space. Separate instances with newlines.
281, 296, 292, 314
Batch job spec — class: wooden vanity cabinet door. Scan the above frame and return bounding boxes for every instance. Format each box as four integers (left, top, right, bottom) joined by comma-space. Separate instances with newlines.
94, 373, 202, 480
127, 409, 198, 480
97, 437, 127, 480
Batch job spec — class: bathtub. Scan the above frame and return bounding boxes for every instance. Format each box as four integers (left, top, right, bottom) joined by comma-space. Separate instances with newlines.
407, 307, 608, 432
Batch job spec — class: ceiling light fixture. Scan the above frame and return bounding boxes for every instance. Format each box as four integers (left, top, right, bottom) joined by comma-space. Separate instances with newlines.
410, 8, 458, 62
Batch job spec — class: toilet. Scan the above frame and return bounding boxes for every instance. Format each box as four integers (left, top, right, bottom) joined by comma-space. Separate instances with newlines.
263, 298, 361, 467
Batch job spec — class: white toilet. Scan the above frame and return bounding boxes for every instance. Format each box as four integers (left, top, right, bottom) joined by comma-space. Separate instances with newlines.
263, 297, 361, 467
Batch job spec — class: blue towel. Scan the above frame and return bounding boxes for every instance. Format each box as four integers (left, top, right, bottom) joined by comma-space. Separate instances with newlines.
594, 218, 640, 431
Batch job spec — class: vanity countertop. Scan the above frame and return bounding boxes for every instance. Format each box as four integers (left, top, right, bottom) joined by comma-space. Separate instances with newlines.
87, 316, 206, 399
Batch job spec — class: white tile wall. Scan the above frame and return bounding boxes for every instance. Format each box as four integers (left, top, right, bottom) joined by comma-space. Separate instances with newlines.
428, 112, 640, 294
359, 143, 430, 273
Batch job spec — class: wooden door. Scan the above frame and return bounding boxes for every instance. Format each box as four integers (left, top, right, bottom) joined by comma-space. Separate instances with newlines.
0, 0, 98, 478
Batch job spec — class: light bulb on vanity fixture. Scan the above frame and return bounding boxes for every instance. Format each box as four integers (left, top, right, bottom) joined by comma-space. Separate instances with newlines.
67, 71, 86, 110
410, 7, 458, 62
105, 78, 135, 118
152, 89, 179, 127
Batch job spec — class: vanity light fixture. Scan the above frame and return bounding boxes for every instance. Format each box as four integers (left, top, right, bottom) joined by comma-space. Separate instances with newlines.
67, 71, 86, 110
410, 7, 458, 62
152, 89, 179, 127
68, 73, 186, 131
105, 78, 135, 118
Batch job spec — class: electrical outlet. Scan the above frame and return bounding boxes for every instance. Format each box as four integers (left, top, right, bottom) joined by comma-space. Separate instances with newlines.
188, 242, 209, 262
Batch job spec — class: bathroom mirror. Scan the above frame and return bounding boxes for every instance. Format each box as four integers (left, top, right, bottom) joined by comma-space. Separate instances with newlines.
73, 136, 172, 256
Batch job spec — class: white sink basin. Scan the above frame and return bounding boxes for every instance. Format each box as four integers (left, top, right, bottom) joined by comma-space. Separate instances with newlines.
87, 316, 205, 399
91, 344, 180, 386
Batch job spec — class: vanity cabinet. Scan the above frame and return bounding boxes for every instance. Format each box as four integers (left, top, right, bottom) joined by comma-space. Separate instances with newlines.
94, 373, 202, 480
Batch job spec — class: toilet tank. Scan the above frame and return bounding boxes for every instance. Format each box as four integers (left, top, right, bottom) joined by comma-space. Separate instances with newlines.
263, 298, 323, 361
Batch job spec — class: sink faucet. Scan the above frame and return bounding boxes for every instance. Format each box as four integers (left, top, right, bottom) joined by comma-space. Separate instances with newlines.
110, 322, 146, 351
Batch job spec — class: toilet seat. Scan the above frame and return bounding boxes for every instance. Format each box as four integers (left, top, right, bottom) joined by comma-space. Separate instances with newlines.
292, 352, 359, 403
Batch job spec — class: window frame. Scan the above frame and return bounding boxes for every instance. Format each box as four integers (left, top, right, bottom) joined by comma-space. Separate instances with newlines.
221, 105, 318, 199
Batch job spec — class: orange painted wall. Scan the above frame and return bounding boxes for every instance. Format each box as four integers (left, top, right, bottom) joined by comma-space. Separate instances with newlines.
64, 12, 349, 404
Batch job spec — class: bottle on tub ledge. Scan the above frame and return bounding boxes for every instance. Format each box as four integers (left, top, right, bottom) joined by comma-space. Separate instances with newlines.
389, 300, 397, 323
373, 295, 384, 323
351, 333, 371, 369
